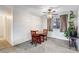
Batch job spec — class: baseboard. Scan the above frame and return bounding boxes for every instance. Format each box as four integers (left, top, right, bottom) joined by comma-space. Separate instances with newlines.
12, 39, 31, 46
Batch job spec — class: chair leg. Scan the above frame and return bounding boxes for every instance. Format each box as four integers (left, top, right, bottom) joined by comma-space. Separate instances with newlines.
69, 40, 71, 47
74, 42, 78, 51
39, 40, 42, 44
46, 36, 47, 40
44, 36, 47, 41
69, 40, 72, 48
69, 39, 78, 51
30, 41, 33, 45
43, 36, 44, 42
38, 39, 41, 44
34, 41, 37, 46
40, 36, 44, 42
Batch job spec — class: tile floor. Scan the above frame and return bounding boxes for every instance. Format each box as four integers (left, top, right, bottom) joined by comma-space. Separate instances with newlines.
0, 38, 79, 53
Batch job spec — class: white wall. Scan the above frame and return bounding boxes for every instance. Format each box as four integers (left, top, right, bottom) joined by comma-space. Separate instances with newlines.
13, 6, 42, 45
41, 15, 47, 29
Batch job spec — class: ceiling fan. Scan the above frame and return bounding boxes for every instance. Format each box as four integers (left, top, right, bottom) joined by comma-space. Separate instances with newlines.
42, 7, 58, 15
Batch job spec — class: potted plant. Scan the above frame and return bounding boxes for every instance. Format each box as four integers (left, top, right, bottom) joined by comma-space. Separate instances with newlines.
64, 11, 75, 38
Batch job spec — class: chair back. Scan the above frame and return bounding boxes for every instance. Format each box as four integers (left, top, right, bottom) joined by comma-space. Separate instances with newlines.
31, 31, 37, 37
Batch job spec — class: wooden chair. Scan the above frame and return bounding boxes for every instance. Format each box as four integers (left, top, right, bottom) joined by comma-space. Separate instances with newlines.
69, 30, 78, 51
31, 31, 41, 46
43, 29, 48, 40
69, 37, 78, 51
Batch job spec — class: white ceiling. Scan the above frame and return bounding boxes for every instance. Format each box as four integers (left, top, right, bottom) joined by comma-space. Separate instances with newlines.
41, 5, 79, 13
0, 5, 79, 16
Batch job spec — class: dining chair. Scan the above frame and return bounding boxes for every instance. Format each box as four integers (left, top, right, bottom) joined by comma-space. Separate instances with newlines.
31, 30, 41, 46
43, 29, 48, 40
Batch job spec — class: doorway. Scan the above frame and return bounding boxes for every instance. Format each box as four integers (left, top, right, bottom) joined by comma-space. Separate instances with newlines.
0, 16, 12, 49
60, 15, 68, 32
48, 14, 68, 40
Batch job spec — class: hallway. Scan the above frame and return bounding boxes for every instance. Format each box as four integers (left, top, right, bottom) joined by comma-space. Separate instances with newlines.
0, 37, 12, 50
0, 38, 12, 50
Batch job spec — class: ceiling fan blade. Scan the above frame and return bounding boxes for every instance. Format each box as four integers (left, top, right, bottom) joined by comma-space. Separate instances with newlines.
52, 14, 58, 15
49, 6, 59, 9
42, 12, 47, 13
